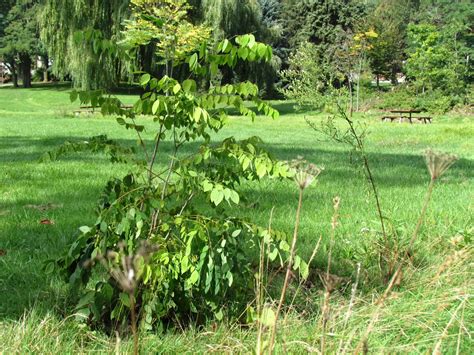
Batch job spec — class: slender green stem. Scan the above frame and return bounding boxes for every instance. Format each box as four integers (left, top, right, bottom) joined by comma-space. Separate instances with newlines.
269, 188, 304, 353
256, 208, 274, 355
148, 124, 164, 183
354, 179, 435, 354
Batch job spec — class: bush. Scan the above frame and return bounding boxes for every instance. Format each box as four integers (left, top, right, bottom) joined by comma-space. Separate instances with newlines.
45, 33, 306, 332
374, 86, 461, 113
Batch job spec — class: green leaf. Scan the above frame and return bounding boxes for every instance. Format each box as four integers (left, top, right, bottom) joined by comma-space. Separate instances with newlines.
299, 260, 309, 279
247, 34, 256, 48
119, 292, 130, 308
279, 240, 290, 252
239, 34, 250, 47
152, 99, 161, 115
140, 73, 151, 86
143, 265, 152, 284
193, 107, 203, 122
189, 53, 198, 70
293, 255, 301, 270
202, 179, 213, 192
260, 306, 276, 327
238, 47, 249, 60
215, 309, 224, 321
173, 83, 181, 94
222, 39, 231, 52
229, 190, 240, 204
256, 161, 266, 178
226, 270, 233, 287
182, 79, 196, 92
257, 43, 267, 58
232, 229, 241, 237
210, 188, 224, 206
268, 248, 278, 261
242, 156, 251, 170
189, 270, 200, 285
181, 256, 190, 274
79, 226, 91, 234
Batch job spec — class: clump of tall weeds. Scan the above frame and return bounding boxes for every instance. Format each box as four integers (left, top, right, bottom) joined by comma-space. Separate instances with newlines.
353, 149, 458, 353
258, 146, 460, 353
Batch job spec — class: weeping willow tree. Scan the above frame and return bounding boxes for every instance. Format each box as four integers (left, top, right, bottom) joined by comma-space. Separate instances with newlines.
39, 0, 281, 94
200, 0, 262, 39
198, 0, 281, 96
39, 0, 130, 90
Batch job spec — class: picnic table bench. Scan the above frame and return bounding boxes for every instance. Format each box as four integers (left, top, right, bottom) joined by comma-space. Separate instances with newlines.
74, 104, 134, 116
381, 109, 432, 124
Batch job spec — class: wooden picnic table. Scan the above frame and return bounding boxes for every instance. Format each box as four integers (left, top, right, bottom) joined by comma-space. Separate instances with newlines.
381, 109, 432, 124
74, 104, 133, 115
390, 109, 421, 120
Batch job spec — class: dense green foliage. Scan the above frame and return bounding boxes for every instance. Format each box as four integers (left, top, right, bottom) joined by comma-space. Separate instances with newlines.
0, 0, 41, 87
1, 0, 470, 109
281, 0, 473, 113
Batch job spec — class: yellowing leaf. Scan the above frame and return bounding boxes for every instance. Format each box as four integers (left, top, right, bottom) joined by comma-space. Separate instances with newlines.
260, 307, 276, 327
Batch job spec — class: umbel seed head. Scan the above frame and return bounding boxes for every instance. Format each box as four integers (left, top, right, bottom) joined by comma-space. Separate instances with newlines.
290, 156, 323, 190
424, 149, 458, 181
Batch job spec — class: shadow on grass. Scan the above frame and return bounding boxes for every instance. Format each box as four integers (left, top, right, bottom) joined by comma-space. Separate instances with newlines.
1, 135, 472, 185
0, 82, 73, 92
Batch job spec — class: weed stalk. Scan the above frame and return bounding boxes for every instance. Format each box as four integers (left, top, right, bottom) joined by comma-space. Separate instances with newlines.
269, 187, 304, 352
353, 150, 457, 354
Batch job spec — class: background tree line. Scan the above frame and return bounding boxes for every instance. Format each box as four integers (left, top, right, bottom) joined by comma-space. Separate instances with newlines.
0, 0, 472, 111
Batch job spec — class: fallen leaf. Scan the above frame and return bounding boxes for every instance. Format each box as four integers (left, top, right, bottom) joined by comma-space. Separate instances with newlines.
40, 219, 55, 225
0, 249, 6, 256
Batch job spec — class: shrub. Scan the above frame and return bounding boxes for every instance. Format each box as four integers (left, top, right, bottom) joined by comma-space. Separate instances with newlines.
45, 31, 308, 332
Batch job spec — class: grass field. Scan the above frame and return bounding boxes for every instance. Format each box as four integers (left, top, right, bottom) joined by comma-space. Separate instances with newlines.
0, 84, 473, 353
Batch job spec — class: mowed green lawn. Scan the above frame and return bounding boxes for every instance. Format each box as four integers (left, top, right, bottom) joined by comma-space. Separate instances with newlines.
0, 84, 472, 352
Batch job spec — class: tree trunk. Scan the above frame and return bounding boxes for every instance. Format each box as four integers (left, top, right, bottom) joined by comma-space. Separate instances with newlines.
12, 70, 18, 88
390, 68, 398, 85
5, 59, 19, 87
20, 54, 32, 88
376, 74, 380, 90
348, 78, 353, 117
42, 54, 49, 82
356, 57, 363, 112
12, 63, 19, 88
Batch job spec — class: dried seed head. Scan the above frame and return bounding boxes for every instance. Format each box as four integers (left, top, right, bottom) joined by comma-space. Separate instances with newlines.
425, 149, 458, 181
87, 241, 159, 293
332, 196, 340, 211
290, 157, 323, 190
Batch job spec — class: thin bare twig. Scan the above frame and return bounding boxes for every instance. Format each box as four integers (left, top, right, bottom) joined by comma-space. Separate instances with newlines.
148, 123, 165, 183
